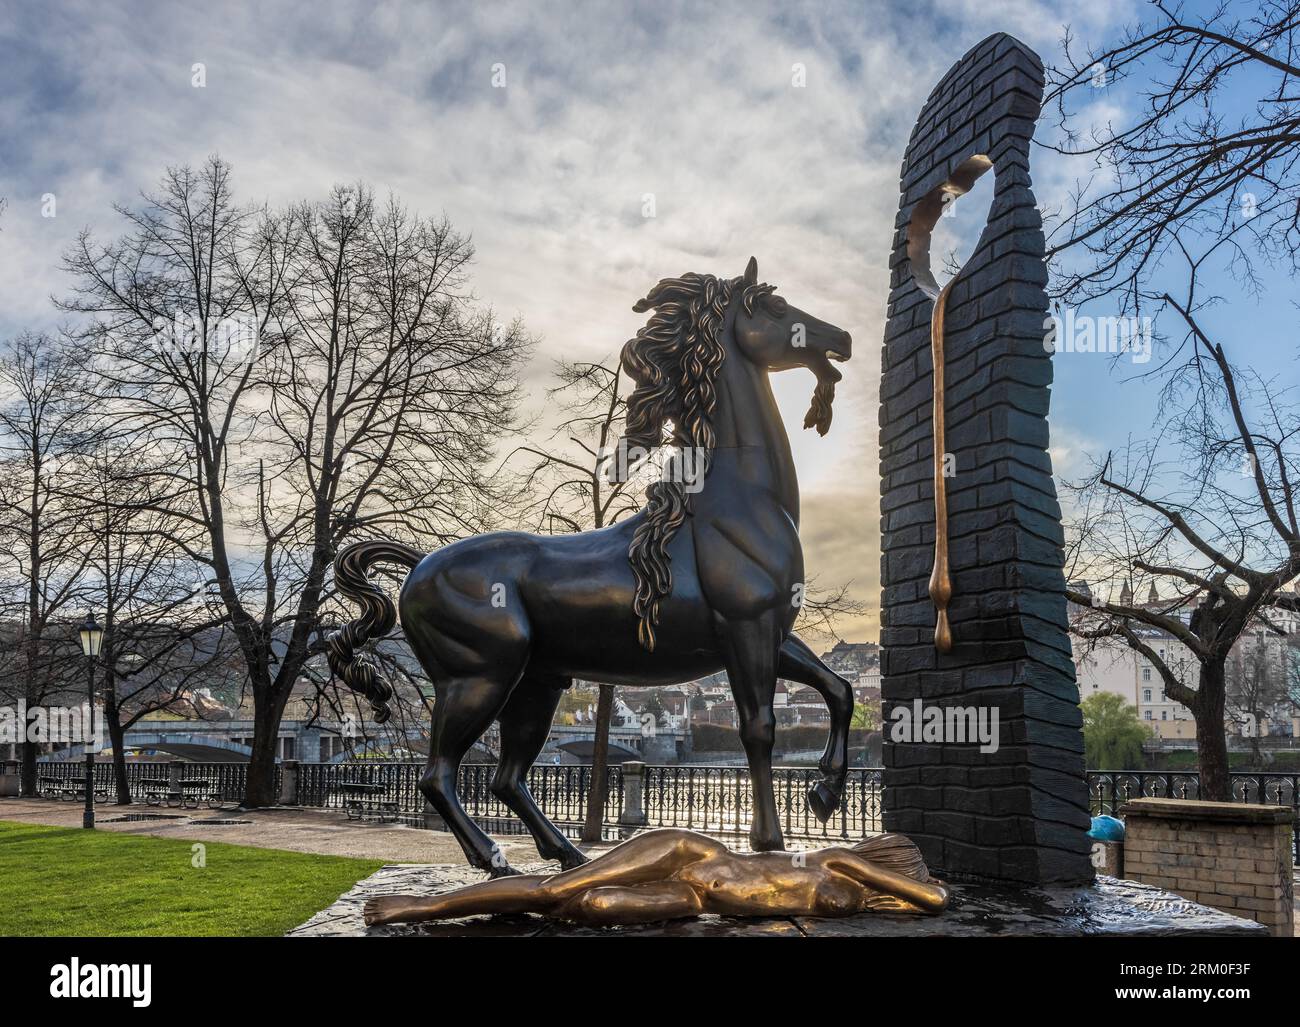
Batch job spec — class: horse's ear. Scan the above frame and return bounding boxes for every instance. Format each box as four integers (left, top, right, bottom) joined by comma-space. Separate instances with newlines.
744, 256, 758, 285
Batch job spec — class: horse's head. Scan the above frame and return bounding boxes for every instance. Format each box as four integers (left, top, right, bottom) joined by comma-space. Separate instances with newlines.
731, 257, 851, 436
620, 258, 852, 649
622, 257, 852, 451
732, 256, 852, 383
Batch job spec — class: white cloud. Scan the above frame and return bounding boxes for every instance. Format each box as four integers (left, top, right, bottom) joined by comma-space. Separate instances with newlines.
0, 0, 1137, 640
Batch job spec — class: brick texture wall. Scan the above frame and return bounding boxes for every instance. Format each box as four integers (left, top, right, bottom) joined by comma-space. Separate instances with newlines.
1121, 798, 1295, 937
879, 32, 1093, 886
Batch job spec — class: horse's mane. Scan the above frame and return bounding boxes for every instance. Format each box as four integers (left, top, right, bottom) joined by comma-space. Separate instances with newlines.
619, 270, 775, 650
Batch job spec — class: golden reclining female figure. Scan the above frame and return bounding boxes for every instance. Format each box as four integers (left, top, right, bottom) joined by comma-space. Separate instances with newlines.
364, 828, 949, 927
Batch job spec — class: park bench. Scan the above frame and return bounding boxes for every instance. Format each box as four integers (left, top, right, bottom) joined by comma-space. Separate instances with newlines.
339, 781, 399, 822
138, 776, 220, 808
38, 775, 66, 799
58, 775, 109, 802
178, 778, 222, 810
140, 776, 175, 807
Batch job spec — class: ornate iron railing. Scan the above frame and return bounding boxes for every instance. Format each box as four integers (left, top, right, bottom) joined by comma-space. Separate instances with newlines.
33, 760, 116, 792
641, 765, 882, 840
292, 761, 865, 839
33, 759, 269, 804
29, 760, 1297, 858
299, 758, 426, 812
1088, 770, 1300, 860
295, 759, 623, 834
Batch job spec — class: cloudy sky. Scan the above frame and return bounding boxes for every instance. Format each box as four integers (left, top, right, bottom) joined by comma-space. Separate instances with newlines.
6, 0, 1276, 642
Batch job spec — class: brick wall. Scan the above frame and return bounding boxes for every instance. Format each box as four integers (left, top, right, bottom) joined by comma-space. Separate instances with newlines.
879, 32, 1093, 886
1121, 798, 1294, 937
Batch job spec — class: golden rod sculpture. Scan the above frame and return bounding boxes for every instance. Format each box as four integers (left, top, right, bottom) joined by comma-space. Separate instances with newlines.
364, 828, 949, 927
903, 154, 992, 655
928, 277, 956, 653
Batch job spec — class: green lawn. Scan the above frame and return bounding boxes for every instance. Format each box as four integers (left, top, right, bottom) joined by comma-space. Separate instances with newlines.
0, 820, 383, 936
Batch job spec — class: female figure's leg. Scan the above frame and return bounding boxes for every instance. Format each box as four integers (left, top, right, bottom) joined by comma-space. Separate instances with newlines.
365, 828, 723, 926
555, 882, 704, 926
365, 874, 551, 925
536, 828, 722, 901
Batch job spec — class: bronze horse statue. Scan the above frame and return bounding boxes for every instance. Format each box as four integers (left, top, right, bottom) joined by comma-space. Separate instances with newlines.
329, 257, 854, 875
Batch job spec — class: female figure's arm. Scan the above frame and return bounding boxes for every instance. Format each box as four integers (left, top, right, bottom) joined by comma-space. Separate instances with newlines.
820, 851, 950, 912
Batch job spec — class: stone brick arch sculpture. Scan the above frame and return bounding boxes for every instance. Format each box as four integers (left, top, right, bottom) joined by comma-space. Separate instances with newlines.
878, 33, 1094, 886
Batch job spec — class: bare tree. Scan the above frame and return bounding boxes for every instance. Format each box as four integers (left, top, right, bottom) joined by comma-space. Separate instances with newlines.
1062, 316, 1297, 798
0, 333, 96, 794
1285, 632, 1300, 714
1224, 623, 1291, 762
1044, 1, 1300, 308
791, 579, 870, 648
1047, 3, 1300, 799
63, 441, 235, 802
60, 159, 527, 806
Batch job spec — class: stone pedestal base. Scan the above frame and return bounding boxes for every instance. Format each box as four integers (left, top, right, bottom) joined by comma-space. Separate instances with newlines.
288, 863, 1267, 937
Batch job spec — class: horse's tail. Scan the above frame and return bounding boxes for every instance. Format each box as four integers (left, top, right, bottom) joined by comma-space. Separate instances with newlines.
327, 539, 425, 724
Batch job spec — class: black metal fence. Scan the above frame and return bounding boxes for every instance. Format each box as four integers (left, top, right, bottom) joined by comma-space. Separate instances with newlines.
1089, 771, 1300, 861
29, 760, 1298, 857
289, 764, 1292, 852
1088, 770, 1300, 813
290, 760, 866, 840
642, 765, 882, 840
296, 759, 622, 832
33, 760, 268, 803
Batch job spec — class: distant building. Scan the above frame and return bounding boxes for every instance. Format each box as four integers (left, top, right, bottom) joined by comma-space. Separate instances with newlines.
821, 640, 880, 681
1069, 581, 1299, 742
700, 699, 738, 728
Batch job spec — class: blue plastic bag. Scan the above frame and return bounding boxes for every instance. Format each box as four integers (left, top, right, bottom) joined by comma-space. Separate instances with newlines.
1088, 814, 1125, 842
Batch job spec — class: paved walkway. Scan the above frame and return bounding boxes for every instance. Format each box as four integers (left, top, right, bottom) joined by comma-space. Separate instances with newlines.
0, 797, 583, 864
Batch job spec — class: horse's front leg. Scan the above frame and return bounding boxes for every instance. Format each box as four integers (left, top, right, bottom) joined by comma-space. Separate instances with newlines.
719, 611, 785, 852
778, 634, 851, 822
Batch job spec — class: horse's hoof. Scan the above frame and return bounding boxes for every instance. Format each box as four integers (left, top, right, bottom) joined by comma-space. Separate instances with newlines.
807, 782, 841, 823
558, 850, 590, 871
487, 863, 521, 878
749, 832, 786, 853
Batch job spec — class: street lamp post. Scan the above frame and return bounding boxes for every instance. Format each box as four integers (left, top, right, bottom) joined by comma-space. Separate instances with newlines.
78, 612, 104, 830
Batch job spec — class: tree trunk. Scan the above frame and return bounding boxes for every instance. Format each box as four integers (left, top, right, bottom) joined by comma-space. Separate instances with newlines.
1195, 660, 1230, 801
18, 737, 36, 798
580, 683, 615, 843
20, 619, 39, 797
243, 687, 289, 808
105, 712, 131, 805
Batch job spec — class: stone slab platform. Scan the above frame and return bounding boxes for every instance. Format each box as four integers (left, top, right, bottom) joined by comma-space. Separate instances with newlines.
288, 864, 1269, 938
